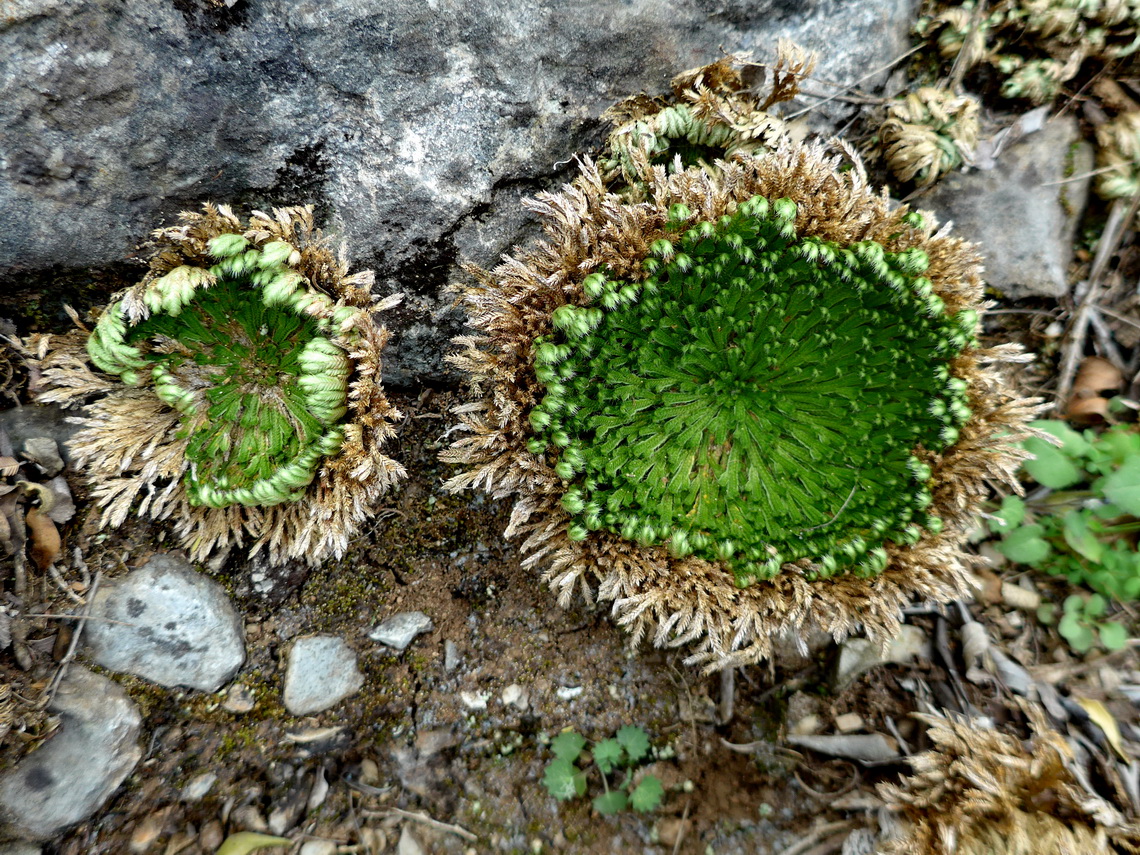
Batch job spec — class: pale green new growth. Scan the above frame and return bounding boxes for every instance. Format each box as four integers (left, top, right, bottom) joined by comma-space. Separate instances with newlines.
87, 239, 356, 509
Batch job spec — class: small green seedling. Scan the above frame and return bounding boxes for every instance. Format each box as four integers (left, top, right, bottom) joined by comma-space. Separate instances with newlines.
1037, 594, 1128, 654
542, 726, 665, 815
985, 420, 1140, 652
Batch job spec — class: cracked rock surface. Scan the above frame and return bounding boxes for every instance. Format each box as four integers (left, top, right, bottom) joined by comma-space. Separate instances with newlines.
0, 666, 141, 842
82, 553, 245, 692
1, 0, 917, 384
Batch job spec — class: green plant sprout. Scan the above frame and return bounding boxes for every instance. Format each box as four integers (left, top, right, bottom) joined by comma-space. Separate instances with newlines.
528, 196, 976, 587
990, 421, 1140, 595
986, 420, 1140, 651
1037, 594, 1128, 653
542, 726, 665, 815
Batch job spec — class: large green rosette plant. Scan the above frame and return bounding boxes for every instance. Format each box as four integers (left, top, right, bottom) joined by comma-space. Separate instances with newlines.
444, 141, 1040, 670
31, 205, 405, 565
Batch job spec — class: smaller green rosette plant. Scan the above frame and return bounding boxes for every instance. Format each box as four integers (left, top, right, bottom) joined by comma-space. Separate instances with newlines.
31, 205, 405, 564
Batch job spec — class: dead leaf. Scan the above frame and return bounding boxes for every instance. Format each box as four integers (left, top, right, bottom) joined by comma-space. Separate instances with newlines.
25, 507, 61, 571
215, 832, 292, 855
1067, 356, 1123, 422
0, 456, 18, 478
1076, 697, 1128, 761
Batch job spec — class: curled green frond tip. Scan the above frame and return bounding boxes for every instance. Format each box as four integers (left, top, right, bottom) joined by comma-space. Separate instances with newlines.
88, 242, 358, 510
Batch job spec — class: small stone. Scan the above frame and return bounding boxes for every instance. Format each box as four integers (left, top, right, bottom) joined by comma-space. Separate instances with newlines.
283, 635, 364, 716
198, 820, 224, 851
180, 772, 217, 802
398, 826, 425, 855
444, 640, 460, 672
834, 713, 864, 733
657, 818, 692, 848
459, 690, 490, 710
129, 809, 168, 853
0, 666, 142, 841
925, 114, 1092, 300
231, 805, 268, 833
556, 686, 582, 701
886, 625, 931, 666
300, 842, 338, 855
368, 612, 433, 651
790, 715, 822, 736
82, 554, 246, 692
501, 684, 529, 710
22, 437, 64, 477
223, 684, 256, 714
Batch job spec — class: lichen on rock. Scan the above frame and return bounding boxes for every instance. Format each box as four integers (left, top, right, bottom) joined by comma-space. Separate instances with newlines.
444, 133, 1041, 670
30, 204, 405, 565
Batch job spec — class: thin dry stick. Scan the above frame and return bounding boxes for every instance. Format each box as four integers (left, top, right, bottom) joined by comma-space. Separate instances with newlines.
779, 821, 857, 855
947, 0, 988, 90
1096, 304, 1140, 331
365, 808, 477, 843
784, 46, 925, 120
1088, 307, 1127, 369
1056, 192, 1140, 405
43, 569, 102, 706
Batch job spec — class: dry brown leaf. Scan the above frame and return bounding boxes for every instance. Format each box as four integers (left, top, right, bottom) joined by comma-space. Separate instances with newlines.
1067, 356, 1123, 422
25, 507, 60, 571
0, 456, 18, 478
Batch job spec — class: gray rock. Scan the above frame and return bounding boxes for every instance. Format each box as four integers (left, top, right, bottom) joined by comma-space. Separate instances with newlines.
368, 611, 433, 651
443, 639, 460, 673
0, 842, 42, 855
283, 635, 364, 716
833, 625, 931, 690
0, 406, 79, 465
83, 553, 245, 692
21, 437, 63, 477
1, 0, 918, 384
180, 771, 217, 802
925, 115, 1093, 300
0, 666, 142, 841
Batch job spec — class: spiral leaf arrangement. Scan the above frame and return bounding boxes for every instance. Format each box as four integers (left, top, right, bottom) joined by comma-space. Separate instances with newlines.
88, 238, 356, 509
881, 88, 980, 187
526, 196, 977, 586
446, 141, 1041, 670
32, 205, 405, 564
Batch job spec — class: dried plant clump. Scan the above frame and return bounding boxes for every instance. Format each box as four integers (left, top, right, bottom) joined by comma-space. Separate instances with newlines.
881, 87, 980, 186
444, 140, 1040, 670
878, 712, 1140, 855
30, 205, 405, 565
1095, 110, 1140, 199
918, 0, 1139, 106
598, 47, 816, 193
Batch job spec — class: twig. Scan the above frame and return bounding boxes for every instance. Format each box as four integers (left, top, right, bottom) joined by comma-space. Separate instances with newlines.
1056, 193, 1140, 406
48, 563, 85, 605
1039, 163, 1127, 186
364, 808, 477, 843
1096, 304, 1140, 331
672, 796, 692, 855
719, 666, 735, 724
1088, 308, 1127, 370
784, 46, 925, 119
778, 821, 857, 855
43, 569, 102, 706
947, 0, 987, 91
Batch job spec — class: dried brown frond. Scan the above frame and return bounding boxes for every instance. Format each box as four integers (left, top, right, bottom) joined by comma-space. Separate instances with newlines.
444, 140, 1042, 671
881, 88, 980, 187
878, 710, 1140, 855
30, 205, 405, 565
598, 48, 816, 192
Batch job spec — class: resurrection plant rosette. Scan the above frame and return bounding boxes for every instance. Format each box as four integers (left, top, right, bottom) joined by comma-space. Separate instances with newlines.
444, 140, 1040, 670
877, 710, 1140, 854
30, 204, 405, 565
